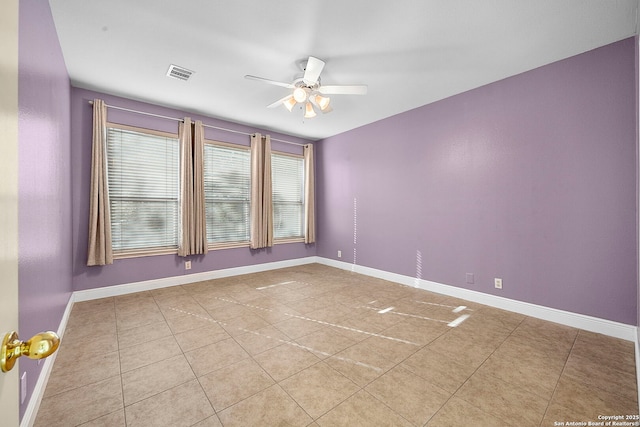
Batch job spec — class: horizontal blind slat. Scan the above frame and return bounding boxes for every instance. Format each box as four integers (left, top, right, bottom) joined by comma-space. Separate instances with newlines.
271, 153, 304, 239
204, 144, 251, 243
106, 127, 179, 251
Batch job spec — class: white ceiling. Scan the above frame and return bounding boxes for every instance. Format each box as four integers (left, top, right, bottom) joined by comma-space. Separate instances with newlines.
49, 0, 638, 141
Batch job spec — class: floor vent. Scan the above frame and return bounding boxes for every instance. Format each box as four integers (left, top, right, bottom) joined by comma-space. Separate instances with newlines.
166, 64, 194, 81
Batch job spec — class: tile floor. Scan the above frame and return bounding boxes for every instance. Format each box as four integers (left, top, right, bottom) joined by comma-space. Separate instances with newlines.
34, 264, 638, 426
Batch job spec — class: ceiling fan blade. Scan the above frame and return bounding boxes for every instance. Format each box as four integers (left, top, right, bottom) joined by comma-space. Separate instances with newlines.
302, 56, 325, 85
267, 94, 293, 109
319, 85, 368, 95
245, 75, 294, 89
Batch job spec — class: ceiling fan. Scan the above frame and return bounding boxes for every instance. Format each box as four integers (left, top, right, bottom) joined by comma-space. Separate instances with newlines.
245, 56, 368, 118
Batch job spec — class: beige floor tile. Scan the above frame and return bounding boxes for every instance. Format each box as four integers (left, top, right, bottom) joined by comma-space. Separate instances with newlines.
125, 379, 214, 427
455, 370, 548, 427
233, 324, 293, 355
165, 310, 219, 334
358, 334, 422, 364
325, 339, 396, 387
55, 330, 118, 361
78, 409, 126, 426
571, 330, 637, 375
378, 316, 449, 346
316, 389, 412, 427
35, 376, 123, 427
204, 300, 253, 321
426, 396, 507, 427
221, 312, 271, 336
280, 362, 360, 419
366, 364, 451, 425
273, 316, 326, 339
217, 384, 312, 427
64, 317, 117, 343
253, 342, 322, 381
122, 354, 195, 405
283, 296, 333, 314
156, 296, 211, 320
510, 316, 578, 351
476, 337, 566, 399
35, 264, 640, 427
66, 303, 116, 330
453, 318, 513, 347
174, 322, 229, 352
550, 374, 639, 420
185, 337, 250, 376
305, 303, 356, 323
541, 401, 605, 427
191, 415, 223, 427
44, 350, 121, 397
295, 327, 358, 358
114, 291, 154, 305
357, 309, 408, 331
117, 320, 172, 349
71, 297, 115, 314
427, 329, 499, 368
119, 335, 182, 372
116, 306, 165, 332
563, 351, 638, 403
401, 346, 476, 393
199, 358, 274, 411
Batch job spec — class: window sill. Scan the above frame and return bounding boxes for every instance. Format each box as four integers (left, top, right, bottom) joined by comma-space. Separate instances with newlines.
113, 247, 178, 259
274, 237, 305, 245
208, 241, 250, 251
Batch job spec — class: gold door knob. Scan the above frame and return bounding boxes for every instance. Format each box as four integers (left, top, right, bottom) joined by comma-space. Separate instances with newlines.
1, 331, 60, 373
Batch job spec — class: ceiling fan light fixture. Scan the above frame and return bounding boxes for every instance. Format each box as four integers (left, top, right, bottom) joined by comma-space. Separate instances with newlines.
283, 97, 297, 112
304, 102, 316, 118
314, 94, 331, 111
293, 87, 308, 103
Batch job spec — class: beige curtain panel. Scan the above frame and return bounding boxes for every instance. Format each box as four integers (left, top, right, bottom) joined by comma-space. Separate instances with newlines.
250, 133, 273, 249
178, 117, 194, 256
192, 120, 208, 255
178, 118, 208, 257
304, 144, 316, 244
87, 99, 114, 266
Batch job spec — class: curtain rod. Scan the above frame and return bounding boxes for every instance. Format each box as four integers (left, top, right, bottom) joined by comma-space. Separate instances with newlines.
88, 100, 307, 147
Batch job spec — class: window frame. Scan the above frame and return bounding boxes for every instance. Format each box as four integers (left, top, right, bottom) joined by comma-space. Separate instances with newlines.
271, 150, 305, 244
203, 139, 252, 250
105, 122, 180, 259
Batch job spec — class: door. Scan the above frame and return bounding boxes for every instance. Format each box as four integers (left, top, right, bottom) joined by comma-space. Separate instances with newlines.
0, 0, 21, 425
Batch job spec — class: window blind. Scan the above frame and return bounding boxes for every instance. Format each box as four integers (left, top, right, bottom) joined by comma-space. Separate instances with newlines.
106, 127, 179, 252
204, 143, 251, 244
271, 153, 304, 239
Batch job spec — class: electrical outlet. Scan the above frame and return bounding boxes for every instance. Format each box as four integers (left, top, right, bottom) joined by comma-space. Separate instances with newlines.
185, 260, 191, 270
494, 278, 503, 289
337, 250, 342, 258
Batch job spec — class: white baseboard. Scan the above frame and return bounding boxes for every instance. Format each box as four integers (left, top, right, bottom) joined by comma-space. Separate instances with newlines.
21, 292, 75, 427
316, 257, 637, 342
73, 256, 320, 302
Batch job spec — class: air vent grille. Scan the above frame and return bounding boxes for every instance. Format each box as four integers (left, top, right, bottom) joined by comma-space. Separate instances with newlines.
166, 64, 194, 81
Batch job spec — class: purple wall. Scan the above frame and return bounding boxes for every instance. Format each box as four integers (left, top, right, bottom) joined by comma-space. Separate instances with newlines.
71, 88, 316, 291
18, 0, 73, 419
316, 38, 637, 325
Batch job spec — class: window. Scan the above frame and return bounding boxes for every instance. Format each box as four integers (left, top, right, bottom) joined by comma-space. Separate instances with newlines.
271, 152, 304, 240
106, 125, 179, 254
204, 142, 251, 245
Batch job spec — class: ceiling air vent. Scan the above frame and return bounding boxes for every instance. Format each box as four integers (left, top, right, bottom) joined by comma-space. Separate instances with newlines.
166, 64, 194, 81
